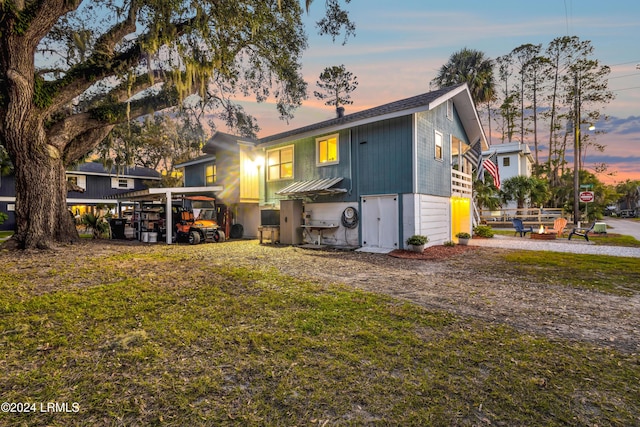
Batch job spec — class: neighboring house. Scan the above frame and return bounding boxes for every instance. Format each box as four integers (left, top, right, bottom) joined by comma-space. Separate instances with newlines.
0, 162, 161, 230
180, 84, 488, 250
482, 141, 534, 210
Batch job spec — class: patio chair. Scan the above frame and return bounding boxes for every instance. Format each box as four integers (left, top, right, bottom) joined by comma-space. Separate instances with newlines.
549, 217, 568, 237
568, 222, 596, 242
512, 218, 533, 237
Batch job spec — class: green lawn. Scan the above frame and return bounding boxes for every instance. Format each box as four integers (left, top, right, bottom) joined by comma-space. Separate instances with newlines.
1, 243, 638, 426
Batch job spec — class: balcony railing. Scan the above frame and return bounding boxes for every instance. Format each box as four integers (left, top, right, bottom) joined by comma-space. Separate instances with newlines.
479, 207, 566, 226
451, 169, 472, 197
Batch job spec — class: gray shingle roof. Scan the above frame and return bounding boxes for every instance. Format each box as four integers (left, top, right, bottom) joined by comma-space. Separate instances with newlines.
259, 84, 465, 145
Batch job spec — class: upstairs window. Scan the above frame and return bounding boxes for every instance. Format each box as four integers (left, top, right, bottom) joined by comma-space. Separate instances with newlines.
205, 163, 217, 185
267, 145, 294, 181
66, 174, 87, 191
503, 157, 510, 167
446, 100, 453, 120
316, 134, 339, 166
110, 177, 133, 189
434, 131, 443, 160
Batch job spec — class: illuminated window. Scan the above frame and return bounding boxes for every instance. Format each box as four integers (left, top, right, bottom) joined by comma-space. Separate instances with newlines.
435, 131, 443, 160
316, 134, 339, 166
205, 164, 216, 185
267, 146, 294, 181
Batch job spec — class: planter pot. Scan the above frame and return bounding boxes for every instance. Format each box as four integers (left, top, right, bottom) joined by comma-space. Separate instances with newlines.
458, 238, 470, 246
408, 244, 426, 253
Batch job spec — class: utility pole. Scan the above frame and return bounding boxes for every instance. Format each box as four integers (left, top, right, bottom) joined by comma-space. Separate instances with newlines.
573, 73, 580, 226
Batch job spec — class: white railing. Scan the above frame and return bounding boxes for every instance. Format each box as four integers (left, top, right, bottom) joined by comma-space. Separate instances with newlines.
451, 169, 473, 197
479, 207, 565, 225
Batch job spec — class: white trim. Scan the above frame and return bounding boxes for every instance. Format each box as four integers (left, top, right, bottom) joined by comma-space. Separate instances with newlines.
266, 144, 295, 181
434, 130, 443, 161
67, 174, 87, 190
66, 171, 161, 180
315, 133, 340, 167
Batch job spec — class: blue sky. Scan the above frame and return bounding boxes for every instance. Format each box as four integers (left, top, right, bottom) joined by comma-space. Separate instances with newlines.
240, 0, 640, 184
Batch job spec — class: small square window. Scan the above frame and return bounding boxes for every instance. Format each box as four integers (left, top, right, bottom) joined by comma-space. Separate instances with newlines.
503, 157, 510, 167
316, 134, 339, 166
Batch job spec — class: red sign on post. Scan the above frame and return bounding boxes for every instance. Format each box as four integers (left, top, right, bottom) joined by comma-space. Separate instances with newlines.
579, 191, 594, 203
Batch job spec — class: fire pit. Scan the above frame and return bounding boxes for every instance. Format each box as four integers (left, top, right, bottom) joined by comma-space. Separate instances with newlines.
530, 225, 557, 240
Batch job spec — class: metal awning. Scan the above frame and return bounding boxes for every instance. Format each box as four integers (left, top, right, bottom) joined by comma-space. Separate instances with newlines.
275, 177, 346, 197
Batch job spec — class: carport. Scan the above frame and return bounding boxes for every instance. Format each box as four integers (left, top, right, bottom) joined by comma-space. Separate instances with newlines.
106, 186, 223, 244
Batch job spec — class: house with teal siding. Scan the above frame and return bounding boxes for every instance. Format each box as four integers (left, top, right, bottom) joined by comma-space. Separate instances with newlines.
178, 84, 487, 250
255, 83, 487, 251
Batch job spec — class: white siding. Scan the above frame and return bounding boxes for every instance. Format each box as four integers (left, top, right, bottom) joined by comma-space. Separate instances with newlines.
402, 193, 450, 248
303, 202, 360, 247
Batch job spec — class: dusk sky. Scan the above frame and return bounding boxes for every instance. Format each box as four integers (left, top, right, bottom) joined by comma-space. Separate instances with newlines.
237, 0, 640, 185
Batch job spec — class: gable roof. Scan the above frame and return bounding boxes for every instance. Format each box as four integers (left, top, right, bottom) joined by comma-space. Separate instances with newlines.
257, 84, 488, 150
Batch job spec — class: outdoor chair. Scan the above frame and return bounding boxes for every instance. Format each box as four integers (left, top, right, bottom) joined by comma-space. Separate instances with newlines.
568, 222, 596, 242
549, 217, 568, 237
512, 218, 533, 237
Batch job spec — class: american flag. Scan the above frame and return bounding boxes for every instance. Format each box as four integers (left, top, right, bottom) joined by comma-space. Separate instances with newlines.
478, 151, 500, 189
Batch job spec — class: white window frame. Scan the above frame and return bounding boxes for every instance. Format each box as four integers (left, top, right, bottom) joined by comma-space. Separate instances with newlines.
446, 100, 453, 121
67, 174, 87, 190
111, 177, 134, 189
315, 133, 340, 166
503, 156, 511, 167
434, 131, 443, 161
266, 145, 294, 181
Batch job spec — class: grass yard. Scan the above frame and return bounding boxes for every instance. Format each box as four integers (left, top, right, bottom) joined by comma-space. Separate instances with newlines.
0, 242, 639, 426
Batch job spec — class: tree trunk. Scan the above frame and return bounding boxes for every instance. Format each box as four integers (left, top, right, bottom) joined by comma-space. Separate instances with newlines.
5, 129, 79, 250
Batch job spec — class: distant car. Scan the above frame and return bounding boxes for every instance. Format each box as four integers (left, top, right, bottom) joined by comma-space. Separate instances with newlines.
620, 209, 637, 218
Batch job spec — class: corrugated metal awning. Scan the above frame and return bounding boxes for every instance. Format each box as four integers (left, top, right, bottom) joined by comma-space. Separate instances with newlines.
275, 177, 347, 197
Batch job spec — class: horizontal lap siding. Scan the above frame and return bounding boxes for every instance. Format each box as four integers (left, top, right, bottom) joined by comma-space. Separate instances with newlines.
401, 193, 450, 247
416, 106, 471, 197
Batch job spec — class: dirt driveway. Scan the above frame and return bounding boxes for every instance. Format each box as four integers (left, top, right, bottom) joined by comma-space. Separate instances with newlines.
221, 243, 640, 354
4, 240, 639, 353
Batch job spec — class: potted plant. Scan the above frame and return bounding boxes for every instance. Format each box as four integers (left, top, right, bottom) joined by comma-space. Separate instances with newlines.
455, 232, 471, 245
406, 235, 428, 252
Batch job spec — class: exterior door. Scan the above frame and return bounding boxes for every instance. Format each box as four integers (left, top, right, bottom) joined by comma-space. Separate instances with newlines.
361, 195, 399, 250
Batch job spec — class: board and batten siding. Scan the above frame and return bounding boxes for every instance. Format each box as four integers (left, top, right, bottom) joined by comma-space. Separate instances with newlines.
402, 193, 450, 246
352, 116, 413, 197
263, 129, 353, 205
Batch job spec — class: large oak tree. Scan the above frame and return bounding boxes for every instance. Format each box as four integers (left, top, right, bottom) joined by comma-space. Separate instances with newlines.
1, 0, 353, 249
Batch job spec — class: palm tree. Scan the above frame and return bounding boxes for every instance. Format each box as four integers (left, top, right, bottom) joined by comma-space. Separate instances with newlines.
433, 48, 495, 106
616, 180, 640, 210
500, 176, 550, 212
432, 48, 495, 143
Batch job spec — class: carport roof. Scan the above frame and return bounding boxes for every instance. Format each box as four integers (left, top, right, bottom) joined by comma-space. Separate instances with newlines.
103, 186, 223, 202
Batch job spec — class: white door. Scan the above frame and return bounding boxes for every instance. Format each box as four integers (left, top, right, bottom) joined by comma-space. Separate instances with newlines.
361, 195, 399, 250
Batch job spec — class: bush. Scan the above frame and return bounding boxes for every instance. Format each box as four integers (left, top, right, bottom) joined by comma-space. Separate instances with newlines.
473, 225, 495, 238
0, 211, 7, 224
406, 235, 428, 245
455, 232, 471, 239
443, 240, 455, 247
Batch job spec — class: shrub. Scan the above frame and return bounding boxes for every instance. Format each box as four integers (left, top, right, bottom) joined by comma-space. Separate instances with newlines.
473, 225, 495, 238
0, 211, 7, 224
443, 240, 455, 247
406, 235, 428, 245
455, 232, 471, 239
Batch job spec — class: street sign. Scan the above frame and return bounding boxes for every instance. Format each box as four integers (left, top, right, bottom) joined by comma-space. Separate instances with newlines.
580, 184, 594, 190
579, 191, 594, 203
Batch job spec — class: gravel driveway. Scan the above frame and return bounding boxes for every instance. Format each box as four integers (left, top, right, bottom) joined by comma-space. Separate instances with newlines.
214, 241, 640, 354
